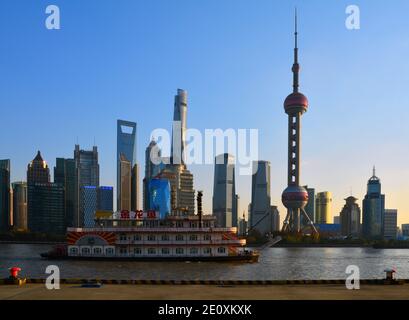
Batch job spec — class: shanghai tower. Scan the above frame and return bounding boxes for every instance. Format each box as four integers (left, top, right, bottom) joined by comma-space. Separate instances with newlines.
281, 11, 318, 235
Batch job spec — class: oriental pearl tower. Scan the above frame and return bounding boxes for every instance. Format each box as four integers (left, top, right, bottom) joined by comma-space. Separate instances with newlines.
281, 11, 318, 235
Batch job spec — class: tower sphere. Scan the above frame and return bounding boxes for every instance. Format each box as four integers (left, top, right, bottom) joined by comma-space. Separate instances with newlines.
282, 185, 309, 209
284, 92, 308, 114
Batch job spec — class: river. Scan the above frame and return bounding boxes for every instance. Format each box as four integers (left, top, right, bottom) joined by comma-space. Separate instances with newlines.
1, 244, 408, 280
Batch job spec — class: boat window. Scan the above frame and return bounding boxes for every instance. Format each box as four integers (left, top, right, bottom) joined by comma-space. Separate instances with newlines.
69, 247, 78, 255
133, 235, 142, 241
190, 247, 198, 254
81, 247, 90, 255
161, 235, 170, 241
204, 235, 211, 241
203, 247, 212, 254
176, 221, 184, 227
93, 247, 102, 255
162, 248, 170, 254
134, 248, 142, 255
217, 247, 226, 254
148, 248, 156, 254
147, 235, 156, 241
176, 248, 184, 254
106, 248, 114, 255
119, 247, 127, 254
189, 234, 198, 241
176, 235, 184, 241
119, 234, 127, 241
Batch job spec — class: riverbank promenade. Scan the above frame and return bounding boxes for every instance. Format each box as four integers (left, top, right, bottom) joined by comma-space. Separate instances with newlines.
1, 283, 409, 300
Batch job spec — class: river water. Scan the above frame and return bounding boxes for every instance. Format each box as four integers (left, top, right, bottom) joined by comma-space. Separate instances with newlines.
1, 244, 409, 280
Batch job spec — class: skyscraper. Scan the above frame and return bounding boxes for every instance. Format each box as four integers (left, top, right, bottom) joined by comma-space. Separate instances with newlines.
27, 151, 50, 185
118, 153, 131, 211
0, 160, 11, 232
12, 182, 28, 231
315, 192, 332, 224
362, 168, 385, 239
249, 161, 278, 235
212, 153, 238, 227
281, 11, 317, 234
74, 145, 99, 227
117, 120, 139, 211
144, 140, 163, 211
303, 186, 315, 223
383, 209, 397, 240
156, 89, 195, 215
97, 186, 113, 211
340, 196, 361, 237
148, 178, 171, 219
28, 183, 65, 235
82, 186, 113, 228
171, 89, 187, 165
54, 158, 76, 227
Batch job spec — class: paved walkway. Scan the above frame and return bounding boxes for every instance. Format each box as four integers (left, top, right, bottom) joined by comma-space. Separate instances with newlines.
1, 284, 409, 300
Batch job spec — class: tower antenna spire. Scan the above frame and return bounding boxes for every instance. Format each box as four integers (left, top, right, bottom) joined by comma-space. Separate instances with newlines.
292, 7, 300, 93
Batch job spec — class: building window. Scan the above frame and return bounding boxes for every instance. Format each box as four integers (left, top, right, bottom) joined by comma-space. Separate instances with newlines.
176, 248, 184, 255
133, 234, 142, 241
93, 247, 102, 255
176, 235, 184, 241
162, 248, 170, 255
189, 234, 198, 241
81, 247, 90, 255
203, 247, 212, 254
148, 248, 156, 255
190, 247, 199, 255
161, 234, 170, 241
147, 235, 156, 241
204, 234, 211, 241
134, 248, 142, 255
217, 247, 226, 254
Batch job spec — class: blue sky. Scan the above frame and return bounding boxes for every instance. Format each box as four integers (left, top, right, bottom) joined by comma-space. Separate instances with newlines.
1, 0, 409, 225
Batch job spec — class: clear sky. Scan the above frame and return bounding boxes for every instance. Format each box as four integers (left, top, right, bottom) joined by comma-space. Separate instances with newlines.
1, 0, 409, 226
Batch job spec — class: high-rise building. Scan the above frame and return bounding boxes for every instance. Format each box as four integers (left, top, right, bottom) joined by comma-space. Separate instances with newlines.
27, 151, 50, 185
316, 192, 332, 224
281, 12, 317, 234
97, 186, 113, 211
340, 196, 361, 237
131, 164, 140, 211
144, 140, 163, 211
171, 89, 188, 165
148, 178, 171, 219
54, 158, 76, 227
0, 160, 11, 232
362, 168, 385, 239
156, 89, 195, 215
212, 153, 238, 227
27, 182, 65, 235
12, 182, 28, 231
402, 224, 409, 238
117, 120, 138, 212
238, 212, 248, 236
303, 185, 315, 224
74, 145, 99, 227
81, 186, 97, 228
118, 153, 131, 211
82, 186, 113, 228
383, 209, 397, 240
249, 161, 279, 235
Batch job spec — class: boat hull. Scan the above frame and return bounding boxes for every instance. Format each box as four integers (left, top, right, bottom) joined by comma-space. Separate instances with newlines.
40, 253, 259, 263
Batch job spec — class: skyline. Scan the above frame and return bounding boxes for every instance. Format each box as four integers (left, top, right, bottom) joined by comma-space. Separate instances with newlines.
1, 0, 409, 225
